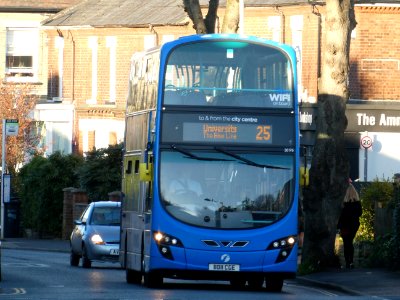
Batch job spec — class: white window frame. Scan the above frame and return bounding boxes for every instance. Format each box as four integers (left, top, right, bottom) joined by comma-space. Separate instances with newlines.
106, 36, 117, 104
161, 35, 174, 45
144, 35, 156, 50
267, 16, 281, 43
55, 36, 64, 101
5, 27, 39, 82
87, 36, 98, 104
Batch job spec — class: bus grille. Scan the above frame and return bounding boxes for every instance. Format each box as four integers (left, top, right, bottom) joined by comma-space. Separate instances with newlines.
202, 240, 249, 247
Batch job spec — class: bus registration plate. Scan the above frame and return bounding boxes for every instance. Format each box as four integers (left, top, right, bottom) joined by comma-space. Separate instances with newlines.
209, 263, 240, 271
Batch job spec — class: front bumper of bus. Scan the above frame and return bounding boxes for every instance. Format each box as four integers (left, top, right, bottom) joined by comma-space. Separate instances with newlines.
149, 231, 298, 279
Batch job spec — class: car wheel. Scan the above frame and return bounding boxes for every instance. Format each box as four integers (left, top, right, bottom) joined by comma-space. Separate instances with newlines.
265, 278, 283, 292
82, 245, 92, 268
70, 251, 80, 267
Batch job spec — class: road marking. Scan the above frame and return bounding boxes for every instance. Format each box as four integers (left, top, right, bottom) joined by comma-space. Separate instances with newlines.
3, 262, 49, 268
0, 288, 26, 295
372, 296, 391, 300
286, 282, 339, 296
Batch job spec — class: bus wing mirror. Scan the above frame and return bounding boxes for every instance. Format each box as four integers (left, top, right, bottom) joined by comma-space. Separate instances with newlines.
140, 163, 153, 182
300, 166, 309, 187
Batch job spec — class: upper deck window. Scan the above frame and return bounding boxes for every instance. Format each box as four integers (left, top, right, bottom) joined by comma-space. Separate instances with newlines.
163, 40, 293, 108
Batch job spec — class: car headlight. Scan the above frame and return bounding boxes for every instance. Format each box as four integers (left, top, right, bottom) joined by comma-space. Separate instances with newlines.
91, 234, 105, 245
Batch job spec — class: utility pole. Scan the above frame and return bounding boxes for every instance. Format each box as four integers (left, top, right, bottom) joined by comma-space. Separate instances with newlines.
1, 119, 18, 239
1, 119, 6, 239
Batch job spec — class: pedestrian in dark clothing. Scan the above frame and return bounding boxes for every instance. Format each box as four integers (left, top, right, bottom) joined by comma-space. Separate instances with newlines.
337, 179, 362, 269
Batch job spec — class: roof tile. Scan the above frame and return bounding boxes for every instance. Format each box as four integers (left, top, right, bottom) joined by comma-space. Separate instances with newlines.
0, 0, 81, 11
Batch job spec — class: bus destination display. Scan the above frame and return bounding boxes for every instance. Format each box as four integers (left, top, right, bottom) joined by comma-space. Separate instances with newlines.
162, 113, 295, 146
184, 122, 272, 144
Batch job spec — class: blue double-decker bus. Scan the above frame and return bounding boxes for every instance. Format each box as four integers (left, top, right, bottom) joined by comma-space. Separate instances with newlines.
120, 34, 299, 292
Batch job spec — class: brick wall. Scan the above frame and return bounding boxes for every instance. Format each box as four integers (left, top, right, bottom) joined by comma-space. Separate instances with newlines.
350, 6, 400, 100
243, 6, 321, 101
43, 5, 400, 154
62, 187, 88, 240
46, 25, 194, 153
244, 5, 400, 102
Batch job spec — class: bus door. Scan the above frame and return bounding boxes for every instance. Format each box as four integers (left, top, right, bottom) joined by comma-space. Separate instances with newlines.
121, 111, 153, 271
139, 110, 155, 267
120, 150, 142, 270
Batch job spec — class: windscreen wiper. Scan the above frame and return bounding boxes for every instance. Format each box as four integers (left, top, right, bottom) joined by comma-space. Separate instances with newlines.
171, 145, 232, 162
214, 147, 289, 170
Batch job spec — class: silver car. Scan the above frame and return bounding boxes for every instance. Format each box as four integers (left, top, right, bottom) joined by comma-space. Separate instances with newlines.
70, 201, 121, 268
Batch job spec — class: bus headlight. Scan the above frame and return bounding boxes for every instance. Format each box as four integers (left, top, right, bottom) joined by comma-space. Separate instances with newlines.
153, 232, 183, 246
153, 231, 183, 260
267, 236, 297, 263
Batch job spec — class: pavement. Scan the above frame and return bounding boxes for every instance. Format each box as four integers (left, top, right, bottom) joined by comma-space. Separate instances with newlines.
1, 238, 400, 297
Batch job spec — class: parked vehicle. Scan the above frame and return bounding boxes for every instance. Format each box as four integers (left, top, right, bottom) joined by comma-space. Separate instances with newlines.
70, 201, 121, 268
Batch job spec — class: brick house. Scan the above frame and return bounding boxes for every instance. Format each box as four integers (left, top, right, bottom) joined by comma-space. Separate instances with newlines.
41, 0, 195, 154
39, 0, 400, 179
0, 0, 81, 156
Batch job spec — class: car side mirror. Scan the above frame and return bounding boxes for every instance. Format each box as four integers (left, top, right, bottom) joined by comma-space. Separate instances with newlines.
74, 220, 85, 225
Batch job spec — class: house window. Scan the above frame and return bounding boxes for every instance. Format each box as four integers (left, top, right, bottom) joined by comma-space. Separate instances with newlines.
52, 122, 71, 154
268, 16, 281, 43
162, 35, 174, 45
6, 28, 38, 81
106, 36, 116, 104
87, 36, 98, 104
144, 35, 156, 49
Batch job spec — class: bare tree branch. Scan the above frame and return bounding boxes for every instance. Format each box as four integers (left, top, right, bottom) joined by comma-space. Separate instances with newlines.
183, 0, 207, 33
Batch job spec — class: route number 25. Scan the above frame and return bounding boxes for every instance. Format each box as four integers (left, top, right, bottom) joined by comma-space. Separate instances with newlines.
256, 125, 271, 141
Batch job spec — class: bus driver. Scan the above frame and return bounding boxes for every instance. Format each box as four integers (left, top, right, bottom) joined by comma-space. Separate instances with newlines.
169, 167, 203, 198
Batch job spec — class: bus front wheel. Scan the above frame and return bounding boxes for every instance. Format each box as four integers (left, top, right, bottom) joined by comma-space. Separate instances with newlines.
247, 276, 264, 290
229, 278, 246, 289
143, 271, 163, 288
126, 268, 142, 284
265, 278, 283, 292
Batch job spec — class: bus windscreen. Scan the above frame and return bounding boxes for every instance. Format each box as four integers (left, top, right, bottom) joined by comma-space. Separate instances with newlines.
163, 40, 293, 108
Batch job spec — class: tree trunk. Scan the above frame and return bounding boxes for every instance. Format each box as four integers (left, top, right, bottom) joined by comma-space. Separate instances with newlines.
183, 0, 208, 34
183, 0, 238, 34
204, 0, 219, 33
221, 0, 239, 33
301, 0, 356, 270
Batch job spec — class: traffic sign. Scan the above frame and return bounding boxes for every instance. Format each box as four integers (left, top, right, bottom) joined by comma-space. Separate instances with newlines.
5, 119, 18, 136
360, 135, 373, 149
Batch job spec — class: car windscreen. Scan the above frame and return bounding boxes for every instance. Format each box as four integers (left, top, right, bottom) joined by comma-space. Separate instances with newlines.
90, 206, 121, 226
